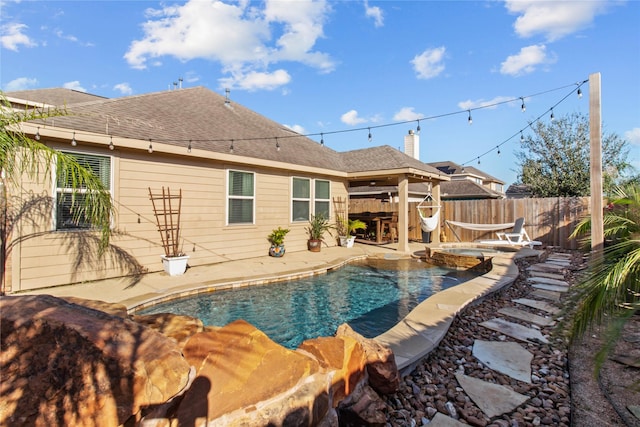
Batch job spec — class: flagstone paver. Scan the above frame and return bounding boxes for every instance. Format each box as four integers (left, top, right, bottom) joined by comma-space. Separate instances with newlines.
527, 276, 569, 287
527, 271, 566, 281
428, 413, 469, 426
472, 340, 533, 383
498, 306, 555, 327
480, 318, 549, 343
527, 263, 566, 273
530, 289, 562, 302
513, 298, 561, 315
531, 283, 569, 293
455, 373, 530, 418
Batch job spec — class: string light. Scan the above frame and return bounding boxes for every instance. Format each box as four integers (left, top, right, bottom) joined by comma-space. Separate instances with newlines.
368, 128, 372, 142
320, 133, 324, 146
520, 97, 526, 112
416, 120, 421, 134
550, 108, 555, 121
497, 146, 501, 156
577, 87, 582, 98
467, 110, 472, 125
520, 131, 524, 142
187, 140, 192, 153
71, 132, 77, 146
477, 157, 480, 165
275, 137, 280, 151
148, 139, 153, 153
35, 127, 40, 140
109, 136, 114, 150
230, 139, 234, 153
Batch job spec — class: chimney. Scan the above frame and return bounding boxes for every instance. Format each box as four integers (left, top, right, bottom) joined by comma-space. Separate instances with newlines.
404, 129, 420, 160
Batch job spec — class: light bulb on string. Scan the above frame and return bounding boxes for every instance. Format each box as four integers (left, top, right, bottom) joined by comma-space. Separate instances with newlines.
187, 140, 192, 153
467, 110, 472, 125
550, 108, 555, 121
368, 128, 372, 142
416, 120, 421, 134
35, 127, 40, 140
275, 137, 280, 151
577, 87, 582, 99
230, 139, 234, 153
497, 146, 501, 156
148, 139, 153, 153
520, 97, 526, 112
477, 157, 480, 165
71, 132, 77, 146
520, 131, 524, 142
109, 136, 114, 150
320, 133, 324, 146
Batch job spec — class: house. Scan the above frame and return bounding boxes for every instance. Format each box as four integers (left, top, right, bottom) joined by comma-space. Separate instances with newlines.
426, 161, 505, 200
3, 87, 446, 293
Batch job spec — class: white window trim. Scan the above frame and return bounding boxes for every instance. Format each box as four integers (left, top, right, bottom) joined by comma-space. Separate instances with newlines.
314, 178, 331, 218
291, 177, 331, 222
53, 150, 113, 231
226, 169, 256, 226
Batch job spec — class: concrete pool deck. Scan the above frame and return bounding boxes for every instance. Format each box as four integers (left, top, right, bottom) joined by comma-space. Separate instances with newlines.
19, 242, 542, 372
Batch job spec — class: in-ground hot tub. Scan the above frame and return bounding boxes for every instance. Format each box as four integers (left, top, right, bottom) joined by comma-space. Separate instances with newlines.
423, 244, 517, 272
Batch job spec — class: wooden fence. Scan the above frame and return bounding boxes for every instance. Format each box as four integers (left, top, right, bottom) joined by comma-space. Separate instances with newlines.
348, 197, 591, 249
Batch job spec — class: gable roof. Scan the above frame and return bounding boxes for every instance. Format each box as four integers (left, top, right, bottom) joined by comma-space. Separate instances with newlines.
13, 86, 443, 179
440, 180, 503, 200
427, 160, 503, 184
5, 88, 107, 107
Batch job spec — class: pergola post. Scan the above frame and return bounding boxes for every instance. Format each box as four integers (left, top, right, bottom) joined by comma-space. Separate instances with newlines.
398, 174, 410, 253
589, 72, 604, 258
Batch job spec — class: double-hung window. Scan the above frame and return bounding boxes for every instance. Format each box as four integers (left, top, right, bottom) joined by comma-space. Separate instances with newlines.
55, 152, 111, 230
227, 170, 255, 224
291, 177, 330, 222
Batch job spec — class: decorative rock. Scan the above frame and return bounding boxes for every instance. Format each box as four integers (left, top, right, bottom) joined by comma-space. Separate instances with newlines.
337, 382, 387, 426
173, 319, 328, 426
335, 323, 400, 395
131, 312, 205, 348
0, 294, 191, 426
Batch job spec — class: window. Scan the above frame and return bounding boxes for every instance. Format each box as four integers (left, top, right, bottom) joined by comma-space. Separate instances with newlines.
291, 177, 330, 222
228, 170, 255, 224
56, 152, 111, 230
314, 179, 330, 218
292, 177, 310, 222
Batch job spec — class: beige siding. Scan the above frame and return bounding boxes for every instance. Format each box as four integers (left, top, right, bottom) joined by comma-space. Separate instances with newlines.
11, 144, 348, 291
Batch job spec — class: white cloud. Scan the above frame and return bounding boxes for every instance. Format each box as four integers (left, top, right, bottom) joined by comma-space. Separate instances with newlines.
393, 107, 424, 122
283, 123, 306, 134
411, 47, 446, 79
62, 81, 86, 92
219, 69, 291, 91
364, 0, 384, 28
124, 0, 334, 91
1, 22, 37, 51
114, 83, 133, 95
505, 0, 613, 41
457, 96, 514, 111
341, 110, 368, 126
4, 77, 38, 91
500, 44, 555, 76
624, 127, 640, 145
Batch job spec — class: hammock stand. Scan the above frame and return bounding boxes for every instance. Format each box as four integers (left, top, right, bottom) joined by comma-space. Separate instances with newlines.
445, 220, 515, 242
417, 192, 440, 233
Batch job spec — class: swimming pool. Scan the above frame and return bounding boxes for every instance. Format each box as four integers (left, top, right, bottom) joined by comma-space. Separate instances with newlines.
138, 258, 480, 349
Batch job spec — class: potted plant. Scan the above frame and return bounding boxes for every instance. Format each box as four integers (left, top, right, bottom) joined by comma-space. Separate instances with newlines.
306, 213, 333, 252
338, 218, 367, 248
267, 227, 290, 257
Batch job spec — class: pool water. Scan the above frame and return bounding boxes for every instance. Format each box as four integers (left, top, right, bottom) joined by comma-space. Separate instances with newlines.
139, 258, 480, 349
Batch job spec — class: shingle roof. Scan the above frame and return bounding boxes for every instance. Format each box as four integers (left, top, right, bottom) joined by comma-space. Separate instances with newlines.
440, 180, 503, 199
341, 145, 442, 175
5, 88, 107, 106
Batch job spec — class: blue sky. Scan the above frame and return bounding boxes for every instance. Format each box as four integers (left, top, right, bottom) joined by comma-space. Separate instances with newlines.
2, 0, 639, 187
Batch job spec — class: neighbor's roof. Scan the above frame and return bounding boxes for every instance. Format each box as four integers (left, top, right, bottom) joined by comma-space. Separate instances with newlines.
341, 146, 443, 176
427, 161, 503, 184
440, 180, 504, 200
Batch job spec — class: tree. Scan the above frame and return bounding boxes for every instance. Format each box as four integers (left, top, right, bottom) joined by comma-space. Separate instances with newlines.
567, 181, 640, 372
516, 112, 631, 197
1, 94, 114, 294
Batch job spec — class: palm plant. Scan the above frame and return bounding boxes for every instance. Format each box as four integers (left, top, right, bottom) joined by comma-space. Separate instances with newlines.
1, 94, 114, 294
567, 182, 639, 371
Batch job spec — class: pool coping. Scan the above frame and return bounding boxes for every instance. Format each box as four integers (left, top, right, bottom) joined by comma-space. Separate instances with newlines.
375, 247, 539, 373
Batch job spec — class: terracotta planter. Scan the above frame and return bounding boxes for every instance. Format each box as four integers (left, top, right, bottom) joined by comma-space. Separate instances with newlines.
307, 239, 322, 252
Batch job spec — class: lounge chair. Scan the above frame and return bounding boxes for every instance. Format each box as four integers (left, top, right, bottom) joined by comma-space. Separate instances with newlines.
479, 217, 542, 249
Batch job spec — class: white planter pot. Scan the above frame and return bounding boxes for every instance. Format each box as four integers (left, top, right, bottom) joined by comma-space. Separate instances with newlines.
161, 255, 189, 276
339, 236, 356, 248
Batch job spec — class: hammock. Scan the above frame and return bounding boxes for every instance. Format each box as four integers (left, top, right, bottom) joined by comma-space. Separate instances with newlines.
417, 192, 440, 233
445, 220, 515, 242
